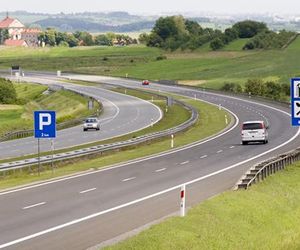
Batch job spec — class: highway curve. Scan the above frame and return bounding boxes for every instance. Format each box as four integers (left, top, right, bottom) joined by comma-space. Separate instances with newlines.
0, 73, 299, 250
0, 76, 162, 159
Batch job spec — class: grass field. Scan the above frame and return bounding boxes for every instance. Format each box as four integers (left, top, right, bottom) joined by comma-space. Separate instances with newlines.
1, 37, 299, 90
105, 162, 300, 250
0, 82, 98, 136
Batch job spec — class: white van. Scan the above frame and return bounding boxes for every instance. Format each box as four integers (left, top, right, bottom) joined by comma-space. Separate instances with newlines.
241, 121, 268, 145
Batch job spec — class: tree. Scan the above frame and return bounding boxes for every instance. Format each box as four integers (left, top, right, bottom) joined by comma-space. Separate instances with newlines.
210, 38, 224, 50
0, 29, 9, 44
0, 78, 17, 104
95, 34, 112, 46
244, 79, 266, 96
73, 31, 94, 46
233, 20, 267, 38
138, 33, 150, 44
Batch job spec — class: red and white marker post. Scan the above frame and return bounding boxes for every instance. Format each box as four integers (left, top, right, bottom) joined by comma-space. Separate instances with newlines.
180, 185, 186, 217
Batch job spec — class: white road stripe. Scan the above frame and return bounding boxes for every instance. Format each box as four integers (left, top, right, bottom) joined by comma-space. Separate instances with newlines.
155, 168, 166, 172
217, 150, 223, 153
122, 177, 136, 182
79, 188, 97, 194
200, 155, 208, 159
230, 146, 235, 149
22, 202, 46, 210
180, 161, 189, 165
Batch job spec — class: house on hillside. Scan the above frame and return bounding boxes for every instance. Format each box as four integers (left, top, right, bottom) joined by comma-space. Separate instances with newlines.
0, 15, 41, 47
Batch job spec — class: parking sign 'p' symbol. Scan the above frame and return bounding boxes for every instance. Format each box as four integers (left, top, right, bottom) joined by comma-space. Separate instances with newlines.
39, 113, 52, 130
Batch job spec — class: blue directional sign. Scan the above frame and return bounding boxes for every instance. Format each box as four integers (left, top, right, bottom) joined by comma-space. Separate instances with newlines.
291, 78, 300, 126
34, 111, 56, 138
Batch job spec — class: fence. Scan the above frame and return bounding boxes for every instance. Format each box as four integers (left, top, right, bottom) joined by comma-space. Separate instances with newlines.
236, 148, 300, 189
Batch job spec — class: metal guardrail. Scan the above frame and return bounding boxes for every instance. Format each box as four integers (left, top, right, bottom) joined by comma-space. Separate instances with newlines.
236, 148, 300, 189
0, 99, 198, 173
0, 85, 102, 142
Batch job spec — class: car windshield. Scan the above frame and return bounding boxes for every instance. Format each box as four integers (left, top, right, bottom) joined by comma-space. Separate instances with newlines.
86, 119, 97, 123
242, 123, 263, 130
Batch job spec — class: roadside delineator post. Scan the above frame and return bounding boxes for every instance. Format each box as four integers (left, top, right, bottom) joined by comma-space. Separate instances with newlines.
171, 134, 174, 148
225, 115, 228, 125
180, 185, 186, 217
218, 104, 222, 110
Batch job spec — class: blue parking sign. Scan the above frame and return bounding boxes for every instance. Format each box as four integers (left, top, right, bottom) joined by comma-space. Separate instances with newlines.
34, 111, 56, 138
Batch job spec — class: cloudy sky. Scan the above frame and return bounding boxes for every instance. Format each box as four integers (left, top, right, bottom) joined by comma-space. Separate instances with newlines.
2, 0, 299, 14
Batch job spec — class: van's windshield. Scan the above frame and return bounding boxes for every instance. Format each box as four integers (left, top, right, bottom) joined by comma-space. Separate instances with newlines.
242, 123, 263, 130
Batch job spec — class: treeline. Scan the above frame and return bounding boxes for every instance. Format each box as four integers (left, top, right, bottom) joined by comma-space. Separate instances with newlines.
140, 16, 297, 51
221, 79, 289, 101
38, 29, 138, 47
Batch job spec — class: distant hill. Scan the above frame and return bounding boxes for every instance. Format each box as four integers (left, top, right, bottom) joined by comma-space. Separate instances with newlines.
34, 18, 155, 32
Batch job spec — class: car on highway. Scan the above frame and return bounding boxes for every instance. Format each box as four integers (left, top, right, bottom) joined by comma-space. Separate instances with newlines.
241, 120, 268, 145
142, 80, 150, 85
83, 117, 100, 131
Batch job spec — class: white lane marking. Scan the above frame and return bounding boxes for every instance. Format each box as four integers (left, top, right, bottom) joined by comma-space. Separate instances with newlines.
155, 168, 166, 173
180, 161, 189, 165
122, 177, 136, 182
217, 150, 223, 153
22, 202, 46, 210
0, 107, 239, 197
3, 124, 299, 249
230, 146, 235, 149
79, 188, 97, 194
200, 155, 208, 159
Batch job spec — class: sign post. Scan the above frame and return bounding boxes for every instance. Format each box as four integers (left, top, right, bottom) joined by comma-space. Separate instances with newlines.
291, 78, 300, 126
34, 111, 56, 175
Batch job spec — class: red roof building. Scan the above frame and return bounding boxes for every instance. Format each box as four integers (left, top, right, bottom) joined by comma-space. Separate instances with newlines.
4, 39, 28, 47
0, 16, 40, 47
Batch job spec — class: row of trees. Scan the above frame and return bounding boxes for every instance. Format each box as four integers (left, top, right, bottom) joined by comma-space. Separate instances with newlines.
221, 79, 289, 101
0, 78, 17, 104
141, 16, 296, 51
38, 29, 138, 47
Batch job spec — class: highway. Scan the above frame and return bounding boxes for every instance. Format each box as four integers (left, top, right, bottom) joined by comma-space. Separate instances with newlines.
0, 76, 162, 159
0, 73, 299, 250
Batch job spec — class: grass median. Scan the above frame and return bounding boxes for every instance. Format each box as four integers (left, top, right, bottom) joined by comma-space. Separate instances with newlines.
0, 94, 231, 190
105, 162, 300, 250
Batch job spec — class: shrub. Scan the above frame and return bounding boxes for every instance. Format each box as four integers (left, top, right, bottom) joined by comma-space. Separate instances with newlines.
0, 78, 17, 104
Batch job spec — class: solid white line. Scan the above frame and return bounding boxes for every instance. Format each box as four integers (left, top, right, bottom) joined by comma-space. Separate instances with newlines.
22, 202, 46, 210
217, 150, 223, 153
79, 188, 97, 194
200, 155, 208, 159
155, 168, 166, 172
3, 124, 299, 249
180, 161, 189, 165
122, 177, 136, 182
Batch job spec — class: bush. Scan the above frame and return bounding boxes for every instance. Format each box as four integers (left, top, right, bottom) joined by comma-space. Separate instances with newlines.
0, 78, 17, 104
221, 82, 242, 93
156, 55, 167, 61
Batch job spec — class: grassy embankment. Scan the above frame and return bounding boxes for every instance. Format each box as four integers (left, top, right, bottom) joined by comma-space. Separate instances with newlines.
0, 93, 230, 190
0, 37, 299, 90
0, 82, 99, 136
105, 162, 300, 250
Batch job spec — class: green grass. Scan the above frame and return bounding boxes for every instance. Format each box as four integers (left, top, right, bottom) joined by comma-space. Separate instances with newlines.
1, 36, 298, 90
0, 98, 230, 190
221, 38, 250, 51
105, 162, 300, 250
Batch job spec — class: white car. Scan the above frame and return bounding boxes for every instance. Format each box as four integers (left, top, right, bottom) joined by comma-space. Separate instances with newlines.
241, 121, 268, 145
83, 117, 100, 131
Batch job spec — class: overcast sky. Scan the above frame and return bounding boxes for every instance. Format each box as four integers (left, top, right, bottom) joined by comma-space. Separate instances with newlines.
2, 0, 300, 14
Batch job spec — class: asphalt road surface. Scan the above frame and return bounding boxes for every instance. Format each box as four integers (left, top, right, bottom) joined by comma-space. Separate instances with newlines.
0, 76, 162, 159
0, 73, 299, 250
